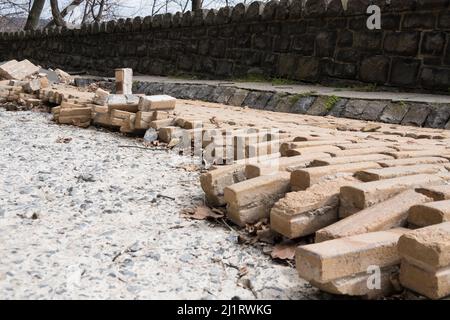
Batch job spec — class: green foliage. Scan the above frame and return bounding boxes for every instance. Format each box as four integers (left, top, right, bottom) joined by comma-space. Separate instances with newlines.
324, 95, 341, 111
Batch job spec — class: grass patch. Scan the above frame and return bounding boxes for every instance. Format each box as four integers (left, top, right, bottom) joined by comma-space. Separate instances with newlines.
324, 95, 341, 111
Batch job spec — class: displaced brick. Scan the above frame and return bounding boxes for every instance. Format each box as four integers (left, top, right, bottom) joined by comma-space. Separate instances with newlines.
310, 266, 399, 299
398, 222, 450, 270
291, 161, 381, 191
399, 260, 450, 300
224, 172, 291, 226
316, 190, 432, 242
311, 154, 393, 166
354, 164, 444, 182
245, 153, 331, 179
339, 174, 445, 217
138, 95, 176, 111
271, 175, 358, 239
409, 200, 450, 227
416, 184, 450, 201
378, 157, 449, 168
200, 164, 247, 206
296, 228, 409, 283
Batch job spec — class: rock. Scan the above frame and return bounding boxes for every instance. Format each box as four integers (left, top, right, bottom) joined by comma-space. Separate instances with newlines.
144, 128, 158, 142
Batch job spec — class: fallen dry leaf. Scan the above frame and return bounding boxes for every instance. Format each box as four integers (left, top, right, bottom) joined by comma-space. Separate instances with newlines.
361, 123, 381, 132
209, 116, 222, 128
270, 243, 297, 260
238, 266, 248, 278
56, 137, 72, 143
180, 163, 201, 172
181, 205, 224, 220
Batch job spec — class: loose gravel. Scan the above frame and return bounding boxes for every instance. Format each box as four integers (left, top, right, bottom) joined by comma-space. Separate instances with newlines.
0, 109, 319, 300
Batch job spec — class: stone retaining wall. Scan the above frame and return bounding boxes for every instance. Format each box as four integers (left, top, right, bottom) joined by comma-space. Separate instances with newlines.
2, 0, 450, 93
124, 79, 450, 130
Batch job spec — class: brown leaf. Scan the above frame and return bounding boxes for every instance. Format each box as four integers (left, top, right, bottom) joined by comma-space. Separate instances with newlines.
361, 123, 381, 132
238, 266, 248, 278
56, 137, 72, 143
180, 163, 201, 172
181, 205, 224, 220
209, 116, 222, 128
270, 243, 297, 260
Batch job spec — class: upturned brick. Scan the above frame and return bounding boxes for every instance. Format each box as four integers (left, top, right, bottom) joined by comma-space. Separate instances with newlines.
409, 200, 450, 227
416, 184, 450, 200
310, 266, 399, 299
280, 140, 349, 156
138, 94, 176, 111
224, 172, 291, 226
328, 147, 395, 157
316, 190, 432, 242
245, 153, 331, 179
377, 157, 449, 168
271, 175, 359, 239
398, 222, 450, 270
291, 162, 381, 191
285, 145, 341, 157
339, 174, 445, 217
310, 154, 393, 167
354, 164, 443, 182
399, 260, 450, 300
296, 228, 409, 283
200, 164, 247, 206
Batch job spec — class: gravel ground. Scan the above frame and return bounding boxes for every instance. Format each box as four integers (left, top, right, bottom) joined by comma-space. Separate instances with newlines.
0, 109, 319, 300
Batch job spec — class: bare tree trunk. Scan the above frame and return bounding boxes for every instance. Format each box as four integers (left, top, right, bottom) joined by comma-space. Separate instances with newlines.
24, 0, 46, 30
49, 0, 67, 27
192, 0, 201, 11
91, 0, 105, 22
46, 0, 85, 27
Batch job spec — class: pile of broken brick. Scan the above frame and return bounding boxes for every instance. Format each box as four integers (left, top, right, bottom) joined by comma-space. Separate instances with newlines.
0, 61, 177, 132
201, 135, 450, 300
1, 60, 449, 300
0, 59, 73, 110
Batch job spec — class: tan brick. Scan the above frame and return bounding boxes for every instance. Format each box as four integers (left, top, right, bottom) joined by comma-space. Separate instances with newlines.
285, 145, 341, 157
339, 174, 444, 217
378, 157, 449, 168
296, 228, 409, 283
200, 164, 247, 206
245, 138, 292, 158
158, 126, 183, 143
291, 162, 381, 191
59, 107, 92, 117
280, 140, 348, 156
310, 266, 398, 299
115, 68, 132, 95
408, 200, 450, 227
399, 260, 450, 300
138, 95, 176, 111
149, 118, 175, 130
92, 111, 111, 127
224, 172, 290, 226
245, 153, 331, 179
0, 59, 39, 80
93, 88, 109, 105
335, 142, 393, 150
271, 176, 358, 239
416, 185, 450, 201
398, 222, 450, 270
58, 115, 91, 125
310, 154, 393, 167
316, 190, 432, 242
151, 110, 170, 121
354, 164, 443, 182
328, 147, 395, 157
383, 150, 449, 159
